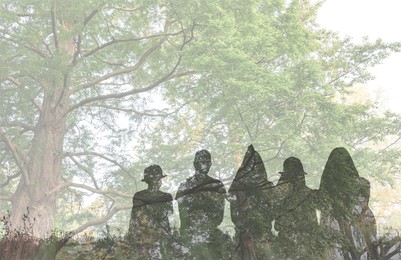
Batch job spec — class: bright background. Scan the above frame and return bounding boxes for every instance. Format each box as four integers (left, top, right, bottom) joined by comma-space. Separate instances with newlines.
317, 0, 401, 114
317, 0, 401, 233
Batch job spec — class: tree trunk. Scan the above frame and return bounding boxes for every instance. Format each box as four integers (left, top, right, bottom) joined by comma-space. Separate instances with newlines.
240, 230, 258, 260
0, 16, 76, 258
1, 91, 67, 259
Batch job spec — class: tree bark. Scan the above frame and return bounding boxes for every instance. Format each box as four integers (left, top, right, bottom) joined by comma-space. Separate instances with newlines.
240, 230, 258, 260
3, 17, 75, 256
1, 86, 68, 259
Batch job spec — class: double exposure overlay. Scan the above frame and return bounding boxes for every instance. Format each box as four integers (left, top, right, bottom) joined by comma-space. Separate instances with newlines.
0, 0, 400, 259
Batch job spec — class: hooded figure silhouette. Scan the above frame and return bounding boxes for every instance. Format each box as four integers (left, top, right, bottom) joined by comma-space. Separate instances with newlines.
229, 145, 274, 259
318, 147, 378, 259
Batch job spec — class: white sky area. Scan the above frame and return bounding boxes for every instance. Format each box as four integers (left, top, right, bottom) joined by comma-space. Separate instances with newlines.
317, 1, 401, 232
316, 0, 401, 114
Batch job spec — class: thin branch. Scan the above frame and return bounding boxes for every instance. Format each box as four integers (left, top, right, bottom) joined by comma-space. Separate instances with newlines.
65, 204, 131, 238
1, 121, 35, 131
31, 99, 42, 112
4, 76, 42, 111
65, 60, 192, 115
380, 136, 401, 153
15, 13, 34, 17
97, 81, 128, 86
111, 6, 142, 12
297, 112, 308, 132
47, 181, 132, 198
103, 16, 115, 40
50, 0, 58, 49
84, 9, 100, 26
327, 55, 373, 85
380, 236, 401, 259
0, 195, 12, 201
42, 37, 53, 55
93, 57, 128, 68
235, 102, 254, 141
66, 20, 196, 114
71, 37, 166, 96
353, 131, 383, 148
5, 76, 21, 87
0, 29, 47, 58
82, 30, 183, 58
87, 100, 193, 117
0, 129, 29, 185
68, 156, 100, 189
55, 73, 69, 109
264, 141, 286, 163
0, 172, 21, 188
72, 35, 81, 64
65, 151, 134, 179
180, 20, 196, 51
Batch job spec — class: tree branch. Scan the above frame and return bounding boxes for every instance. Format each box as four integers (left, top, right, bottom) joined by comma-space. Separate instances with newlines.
47, 181, 132, 198
0, 172, 21, 188
82, 30, 183, 58
50, 0, 58, 49
264, 141, 286, 163
326, 54, 374, 86
65, 204, 131, 238
1, 121, 35, 132
3, 76, 43, 112
380, 136, 401, 153
5, 76, 21, 87
72, 35, 81, 64
235, 102, 254, 141
84, 8, 101, 26
0, 29, 47, 58
380, 235, 401, 259
70, 37, 166, 96
0, 195, 12, 201
0, 129, 30, 185
65, 151, 134, 179
65, 58, 193, 115
87, 100, 193, 117
31, 99, 42, 112
67, 156, 100, 190
110, 6, 142, 13
65, 19, 196, 115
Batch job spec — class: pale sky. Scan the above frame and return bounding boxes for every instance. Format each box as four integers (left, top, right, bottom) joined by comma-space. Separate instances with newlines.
317, 1, 401, 232
316, 0, 401, 114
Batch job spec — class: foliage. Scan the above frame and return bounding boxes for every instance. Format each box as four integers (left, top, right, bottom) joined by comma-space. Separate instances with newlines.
0, 0, 400, 257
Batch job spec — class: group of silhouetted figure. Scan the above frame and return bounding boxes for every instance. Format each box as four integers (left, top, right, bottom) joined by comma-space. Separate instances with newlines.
126, 146, 379, 259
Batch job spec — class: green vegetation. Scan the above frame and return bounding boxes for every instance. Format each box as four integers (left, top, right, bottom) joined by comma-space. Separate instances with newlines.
0, 0, 400, 258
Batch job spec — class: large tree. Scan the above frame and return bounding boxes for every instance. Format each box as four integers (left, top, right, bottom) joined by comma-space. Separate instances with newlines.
0, 0, 197, 257
0, 0, 400, 258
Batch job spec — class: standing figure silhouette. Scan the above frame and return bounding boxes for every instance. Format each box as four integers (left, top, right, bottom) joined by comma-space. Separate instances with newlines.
176, 150, 227, 259
273, 157, 321, 259
127, 165, 173, 259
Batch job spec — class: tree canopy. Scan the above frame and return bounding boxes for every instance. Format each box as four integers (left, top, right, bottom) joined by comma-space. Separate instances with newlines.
0, 0, 400, 258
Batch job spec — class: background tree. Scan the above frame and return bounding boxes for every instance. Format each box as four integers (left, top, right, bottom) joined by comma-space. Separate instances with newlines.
0, 0, 400, 258
137, 0, 401, 187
